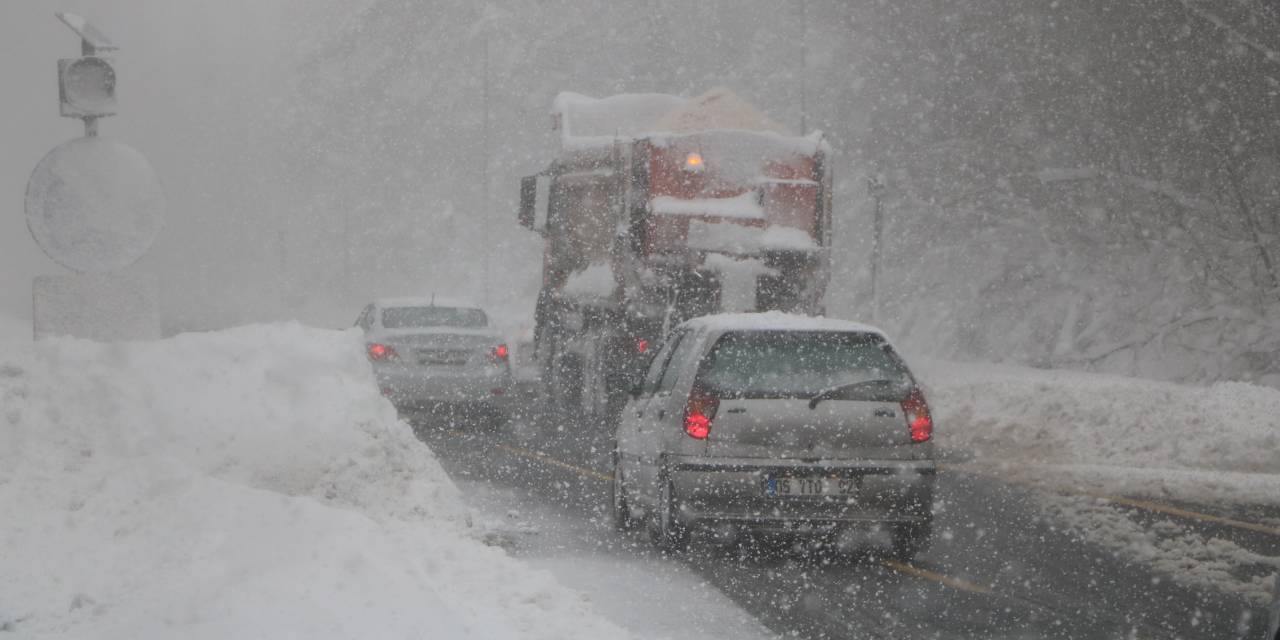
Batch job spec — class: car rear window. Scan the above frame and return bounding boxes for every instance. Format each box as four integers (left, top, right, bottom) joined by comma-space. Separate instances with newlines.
381, 307, 488, 329
697, 330, 912, 399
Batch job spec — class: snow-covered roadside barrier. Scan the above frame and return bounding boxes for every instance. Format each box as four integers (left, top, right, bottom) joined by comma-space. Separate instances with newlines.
919, 358, 1280, 505
0, 324, 629, 639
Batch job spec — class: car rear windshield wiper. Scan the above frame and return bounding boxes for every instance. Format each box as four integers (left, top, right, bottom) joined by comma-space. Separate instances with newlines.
807, 378, 907, 409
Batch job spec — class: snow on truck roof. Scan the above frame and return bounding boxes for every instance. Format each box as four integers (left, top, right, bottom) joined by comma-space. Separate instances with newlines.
652, 87, 787, 134
551, 92, 685, 140
551, 87, 826, 153
679, 312, 888, 338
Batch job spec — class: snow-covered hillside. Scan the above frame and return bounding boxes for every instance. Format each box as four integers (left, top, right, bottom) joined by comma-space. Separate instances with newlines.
0, 325, 628, 639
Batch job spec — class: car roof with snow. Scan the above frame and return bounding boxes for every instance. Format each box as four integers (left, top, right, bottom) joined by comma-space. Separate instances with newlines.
677, 312, 887, 338
373, 296, 482, 310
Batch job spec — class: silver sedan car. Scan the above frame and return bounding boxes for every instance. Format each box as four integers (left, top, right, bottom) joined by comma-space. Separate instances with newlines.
612, 313, 936, 557
356, 298, 513, 423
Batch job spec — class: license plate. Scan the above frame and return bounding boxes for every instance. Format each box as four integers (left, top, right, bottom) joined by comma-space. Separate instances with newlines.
416, 350, 466, 365
764, 475, 858, 498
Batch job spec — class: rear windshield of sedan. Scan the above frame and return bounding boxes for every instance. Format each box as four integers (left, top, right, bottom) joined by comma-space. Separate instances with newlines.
698, 330, 912, 399
381, 307, 488, 329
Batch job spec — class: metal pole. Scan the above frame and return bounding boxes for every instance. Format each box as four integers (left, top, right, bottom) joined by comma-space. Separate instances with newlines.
81, 36, 98, 137
867, 176, 885, 323
481, 31, 492, 307
343, 207, 351, 301
799, 0, 807, 133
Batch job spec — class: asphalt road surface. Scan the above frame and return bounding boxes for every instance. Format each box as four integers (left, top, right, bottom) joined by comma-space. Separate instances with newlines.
410, 405, 1275, 639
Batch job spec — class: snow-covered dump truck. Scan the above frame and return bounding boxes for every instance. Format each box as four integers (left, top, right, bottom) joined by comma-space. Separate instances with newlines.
518, 88, 832, 419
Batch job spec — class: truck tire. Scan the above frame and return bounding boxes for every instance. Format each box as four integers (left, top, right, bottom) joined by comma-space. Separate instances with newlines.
557, 353, 584, 413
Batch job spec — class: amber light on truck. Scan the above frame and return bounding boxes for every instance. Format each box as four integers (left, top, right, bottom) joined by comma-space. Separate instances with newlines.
683, 152, 705, 171
901, 388, 933, 443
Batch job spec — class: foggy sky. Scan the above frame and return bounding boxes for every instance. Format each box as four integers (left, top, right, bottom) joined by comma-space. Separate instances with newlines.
1, 1, 302, 329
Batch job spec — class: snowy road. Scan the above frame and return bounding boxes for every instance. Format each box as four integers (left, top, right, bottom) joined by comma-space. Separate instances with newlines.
414, 408, 1275, 640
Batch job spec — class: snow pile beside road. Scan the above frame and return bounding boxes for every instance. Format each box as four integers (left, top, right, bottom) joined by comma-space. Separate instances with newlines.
1040, 493, 1280, 606
921, 359, 1280, 501
0, 324, 629, 639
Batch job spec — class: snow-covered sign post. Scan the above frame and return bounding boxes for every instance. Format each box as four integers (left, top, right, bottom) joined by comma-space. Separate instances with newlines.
26, 13, 165, 340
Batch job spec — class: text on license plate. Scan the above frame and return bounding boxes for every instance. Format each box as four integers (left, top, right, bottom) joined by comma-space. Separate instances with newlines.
416, 350, 467, 365
764, 476, 858, 497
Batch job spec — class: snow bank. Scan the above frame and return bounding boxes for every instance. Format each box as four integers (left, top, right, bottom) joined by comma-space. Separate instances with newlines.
0, 324, 629, 639
1041, 493, 1280, 606
920, 359, 1280, 502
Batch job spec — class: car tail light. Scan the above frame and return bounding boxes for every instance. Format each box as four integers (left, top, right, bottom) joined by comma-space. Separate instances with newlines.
683, 389, 719, 440
488, 344, 509, 364
901, 388, 933, 443
636, 338, 649, 354
367, 343, 398, 361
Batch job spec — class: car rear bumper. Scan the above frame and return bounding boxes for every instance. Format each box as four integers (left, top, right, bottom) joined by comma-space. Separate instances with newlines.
666, 456, 935, 530
374, 366, 513, 410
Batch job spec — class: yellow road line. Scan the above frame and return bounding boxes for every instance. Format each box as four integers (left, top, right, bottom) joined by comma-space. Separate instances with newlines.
494, 443, 613, 482
1072, 490, 1280, 538
880, 559, 993, 594
940, 463, 1280, 538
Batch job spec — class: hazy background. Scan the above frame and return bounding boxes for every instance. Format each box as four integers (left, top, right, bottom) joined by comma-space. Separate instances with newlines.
3, 1, 1278, 386
1, 0, 299, 327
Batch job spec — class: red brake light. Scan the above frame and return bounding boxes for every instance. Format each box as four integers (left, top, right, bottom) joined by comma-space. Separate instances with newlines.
683, 390, 719, 440
637, 339, 649, 354
489, 344, 509, 364
367, 343, 398, 361
901, 388, 933, 443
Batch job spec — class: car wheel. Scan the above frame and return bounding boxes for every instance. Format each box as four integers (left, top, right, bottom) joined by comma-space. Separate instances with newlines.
610, 454, 636, 532
891, 519, 932, 561
648, 479, 689, 551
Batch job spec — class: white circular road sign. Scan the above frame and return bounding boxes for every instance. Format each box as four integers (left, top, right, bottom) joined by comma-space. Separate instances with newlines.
26, 136, 165, 273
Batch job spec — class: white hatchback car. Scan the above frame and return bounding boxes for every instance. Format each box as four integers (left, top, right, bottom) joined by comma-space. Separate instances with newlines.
612, 312, 936, 556
356, 298, 513, 422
